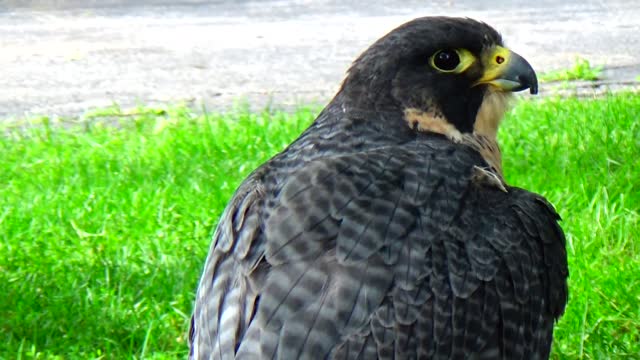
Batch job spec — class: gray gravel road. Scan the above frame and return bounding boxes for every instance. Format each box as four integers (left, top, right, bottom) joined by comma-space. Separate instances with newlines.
1, 0, 639, 118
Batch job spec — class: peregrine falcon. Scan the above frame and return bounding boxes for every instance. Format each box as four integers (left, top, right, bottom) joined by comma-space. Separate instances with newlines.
190, 17, 569, 359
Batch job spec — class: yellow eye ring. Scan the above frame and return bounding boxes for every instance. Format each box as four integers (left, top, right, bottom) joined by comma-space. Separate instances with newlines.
430, 48, 476, 73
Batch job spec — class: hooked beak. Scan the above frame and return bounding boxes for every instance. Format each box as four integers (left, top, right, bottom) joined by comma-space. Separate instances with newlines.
474, 46, 538, 95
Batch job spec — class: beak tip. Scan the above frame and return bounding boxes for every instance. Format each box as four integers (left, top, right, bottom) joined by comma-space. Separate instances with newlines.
518, 69, 538, 95
525, 71, 539, 95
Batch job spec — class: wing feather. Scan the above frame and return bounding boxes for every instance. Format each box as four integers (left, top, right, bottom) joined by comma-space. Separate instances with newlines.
190, 137, 568, 360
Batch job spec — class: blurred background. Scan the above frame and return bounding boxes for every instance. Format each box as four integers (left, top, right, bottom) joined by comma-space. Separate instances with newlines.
1, 0, 639, 118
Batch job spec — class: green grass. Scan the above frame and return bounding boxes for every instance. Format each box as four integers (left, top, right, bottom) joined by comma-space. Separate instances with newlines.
502, 94, 640, 359
540, 58, 604, 82
1, 94, 639, 359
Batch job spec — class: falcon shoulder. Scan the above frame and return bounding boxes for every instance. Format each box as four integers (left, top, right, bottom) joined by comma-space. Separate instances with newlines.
189, 133, 568, 360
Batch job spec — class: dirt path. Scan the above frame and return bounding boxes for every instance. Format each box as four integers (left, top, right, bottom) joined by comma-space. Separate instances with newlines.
1, 0, 639, 118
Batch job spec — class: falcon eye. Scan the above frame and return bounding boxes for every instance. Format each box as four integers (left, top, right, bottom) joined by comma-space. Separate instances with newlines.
432, 50, 460, 71
429, 48, 476, 74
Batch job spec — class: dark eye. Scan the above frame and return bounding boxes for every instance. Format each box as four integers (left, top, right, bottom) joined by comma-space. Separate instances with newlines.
432, 49, 460, 71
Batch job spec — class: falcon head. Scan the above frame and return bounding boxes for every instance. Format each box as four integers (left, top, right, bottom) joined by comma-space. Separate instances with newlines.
340, 17, 538, 139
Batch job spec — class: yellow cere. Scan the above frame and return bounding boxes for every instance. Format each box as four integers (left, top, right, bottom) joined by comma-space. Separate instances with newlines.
476, 46, 513, 83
